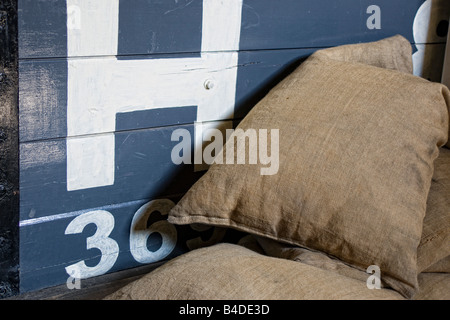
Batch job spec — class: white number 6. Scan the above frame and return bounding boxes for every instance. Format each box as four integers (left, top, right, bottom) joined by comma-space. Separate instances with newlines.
64, 210, 119, 279
129, 199, 177, 264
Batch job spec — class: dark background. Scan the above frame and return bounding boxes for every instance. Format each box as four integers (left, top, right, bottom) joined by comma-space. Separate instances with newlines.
0, 0, 19, 299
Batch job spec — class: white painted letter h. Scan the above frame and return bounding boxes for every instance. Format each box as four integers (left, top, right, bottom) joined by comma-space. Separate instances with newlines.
66, 0, 243, 191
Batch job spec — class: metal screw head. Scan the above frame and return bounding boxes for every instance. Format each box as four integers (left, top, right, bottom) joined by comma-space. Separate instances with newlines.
204, 79, 215, 90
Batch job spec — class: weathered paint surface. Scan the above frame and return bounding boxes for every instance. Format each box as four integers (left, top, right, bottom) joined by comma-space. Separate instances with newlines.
15, 0, 450, 293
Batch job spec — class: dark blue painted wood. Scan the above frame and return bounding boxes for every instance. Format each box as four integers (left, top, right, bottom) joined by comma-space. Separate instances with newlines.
19, 198, 244, 292
18, 0, 434, 59
18, 0, 67, 59
116, 106, 197, 132
19, 123, 201, 220
118, 0, 202, 56
18, 59, 67, 142
19, 198, 175, 292
239, 0, 425, 50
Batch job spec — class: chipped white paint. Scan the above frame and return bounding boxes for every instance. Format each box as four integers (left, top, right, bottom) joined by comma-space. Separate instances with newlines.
66, 0, 243, 191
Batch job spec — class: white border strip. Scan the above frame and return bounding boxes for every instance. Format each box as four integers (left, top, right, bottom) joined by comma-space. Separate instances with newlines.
19, 199, 147, 227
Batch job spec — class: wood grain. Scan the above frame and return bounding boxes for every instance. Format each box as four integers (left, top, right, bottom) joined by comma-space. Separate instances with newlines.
14, 0, 450, 295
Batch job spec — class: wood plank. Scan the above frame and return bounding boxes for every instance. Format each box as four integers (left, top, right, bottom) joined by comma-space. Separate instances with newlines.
19, 51, 239, 142
18, 59, 67, 142
19, 124, 201, 220
19, 49, 313, 142
239, 0, 430, 50
18, 0, 449, 59
19, 196, 243, 293
18, 0, 67, 59
19, 198, 177, 293
117, 0, 202, 57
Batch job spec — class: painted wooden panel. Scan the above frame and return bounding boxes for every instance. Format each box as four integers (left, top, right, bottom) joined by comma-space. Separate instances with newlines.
17, 47, 315, 292
18, 0, 67, 59
19, 59, 67, 142
19, 124, 200, 219
19, 49, 314, 142
18, 0, 448, 59
15, 0, 450, 294
240, 0, 423, 49
20, 198, 242, 292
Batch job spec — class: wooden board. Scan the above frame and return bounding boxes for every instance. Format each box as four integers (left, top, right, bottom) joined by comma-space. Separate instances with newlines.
13, 0, 450, 294
19, 196, 244, 292
18, 0, 445, 59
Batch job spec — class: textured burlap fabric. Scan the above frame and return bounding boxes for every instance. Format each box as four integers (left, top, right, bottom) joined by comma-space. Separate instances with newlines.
317, 34, 449, 148
105, 243, 404, 300
424, 255, 450, 273
306, 35, 450, 275
414, 273, 450, 300
168, 43, 450, 298
254, 39, 450, 275
315, 35, 413, 74
418, 147, 450, 273
254, 147, 450, 276
255, 236, 377, 286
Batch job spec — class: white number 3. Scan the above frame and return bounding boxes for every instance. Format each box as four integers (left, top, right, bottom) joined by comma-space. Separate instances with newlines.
64, 210, 119, 279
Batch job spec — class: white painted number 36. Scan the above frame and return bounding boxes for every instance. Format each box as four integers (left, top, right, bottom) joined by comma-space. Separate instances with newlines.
64, 199, 176, 280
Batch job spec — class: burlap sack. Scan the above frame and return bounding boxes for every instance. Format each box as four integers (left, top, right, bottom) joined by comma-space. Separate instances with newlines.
105, 243, 404, 300
169, 41, 450, 298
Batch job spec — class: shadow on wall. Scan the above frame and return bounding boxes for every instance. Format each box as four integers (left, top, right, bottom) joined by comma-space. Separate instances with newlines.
412, 0, 450, 82
0, 0, 19, 300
